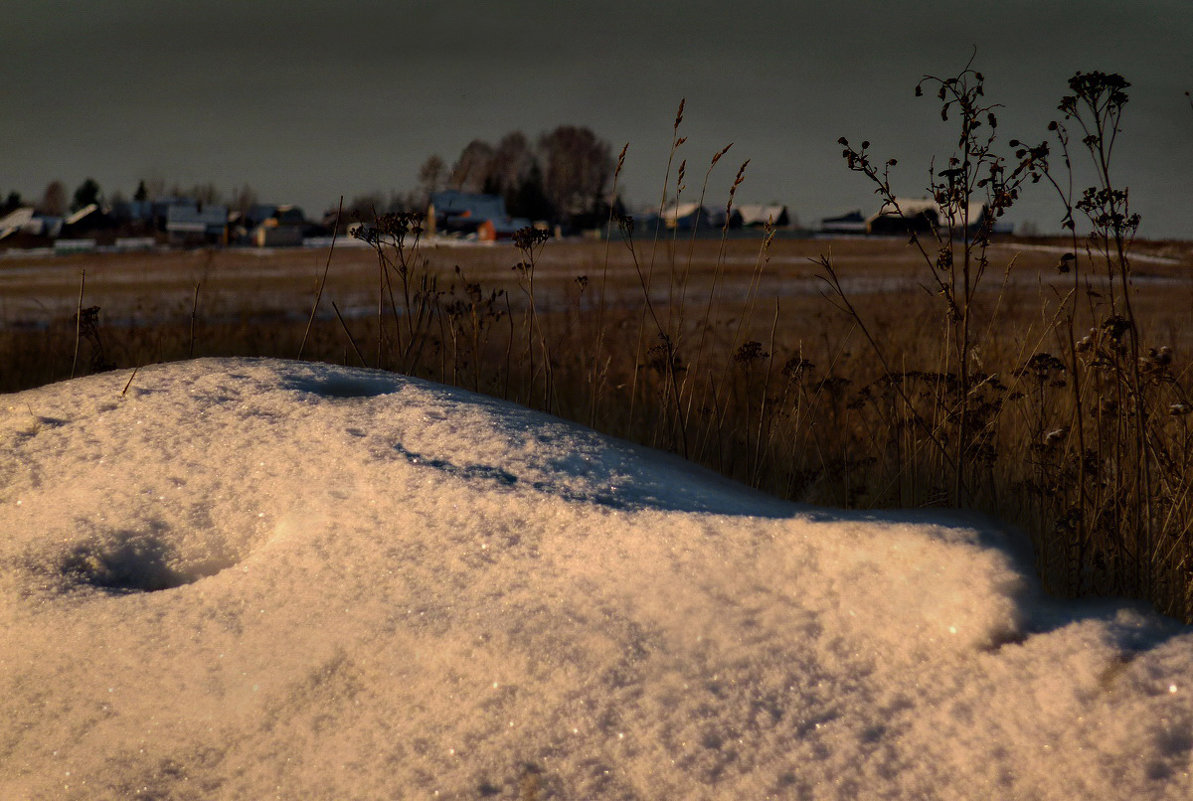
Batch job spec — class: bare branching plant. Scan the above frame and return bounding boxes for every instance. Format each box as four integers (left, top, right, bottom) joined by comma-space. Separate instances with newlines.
512, 225, 554, 411
352, 209, 441, 374
829, 59, 1046, 506
1019, 71, 1193, 616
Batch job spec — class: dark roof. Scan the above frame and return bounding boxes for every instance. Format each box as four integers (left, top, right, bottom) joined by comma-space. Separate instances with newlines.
430, 191, 508, 222
166, 204, 229, 234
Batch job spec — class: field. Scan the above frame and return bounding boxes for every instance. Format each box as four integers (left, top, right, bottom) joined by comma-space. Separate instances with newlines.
5, 232, 1193, 615
6, 235, 1193, 385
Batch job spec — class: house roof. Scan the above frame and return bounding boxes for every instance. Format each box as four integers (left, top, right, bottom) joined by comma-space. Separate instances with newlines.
273, 205, 306, 225
871, 198, 986, 226
64, 204, 99, 226
166, 204, 229, 233
1, 208, 61, 239
822, 209, 865, 224
820, 209, 868, 233
737, 204, 788, 226
431, 191, 508, 222
660, 202, 708, 222
0, 207, 35, 231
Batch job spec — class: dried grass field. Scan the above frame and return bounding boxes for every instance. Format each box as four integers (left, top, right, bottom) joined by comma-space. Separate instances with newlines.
5, 233, 1193, 615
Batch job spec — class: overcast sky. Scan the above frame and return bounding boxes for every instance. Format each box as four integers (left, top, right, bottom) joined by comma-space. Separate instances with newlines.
3, 1, 1191, 237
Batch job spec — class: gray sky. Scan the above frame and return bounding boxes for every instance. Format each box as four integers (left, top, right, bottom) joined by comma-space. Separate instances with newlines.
3, 1, 1191, 237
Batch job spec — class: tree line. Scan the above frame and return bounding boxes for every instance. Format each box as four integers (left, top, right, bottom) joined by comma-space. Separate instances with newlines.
0, 178, 260, 220
3, 124, 620, 230
346, 124, 620, 231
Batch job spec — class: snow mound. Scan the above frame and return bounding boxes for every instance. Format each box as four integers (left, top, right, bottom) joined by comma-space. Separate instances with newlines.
2, 358, 1190, 799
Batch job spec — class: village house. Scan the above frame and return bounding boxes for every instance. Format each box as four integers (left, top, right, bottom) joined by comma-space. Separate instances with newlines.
245, 204, 308, 247
0, 207, 60, 249
819, 209, 868, 234
0, 193, 328, 251
865, 198, 988, 235
659, 202, 742, 231
820, 199, 1004, 236
428, 190, 530, 241
736, 204, 791, 229
165, 202, 230, 247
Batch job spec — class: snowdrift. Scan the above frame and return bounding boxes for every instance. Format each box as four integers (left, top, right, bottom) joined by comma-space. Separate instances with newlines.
2, 358, 1190, 799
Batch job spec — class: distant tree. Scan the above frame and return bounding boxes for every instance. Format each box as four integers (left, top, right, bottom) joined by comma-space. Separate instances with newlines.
417, 155, 446, 202
387, 189, 420, 213
37, 181, 68, 216
508, 162, 554, 221
449, 139, 495, 193
133, 180, 148, 202
346, 192, 387, 222
537, 126, 613, 227
1, 191, 22, 215
428, 126, 614, 225
489, 132, 538, 205
71, 178, 102, 212
491, 133, 530, 188
190, 183, 222, 206
231, 184, 258, 217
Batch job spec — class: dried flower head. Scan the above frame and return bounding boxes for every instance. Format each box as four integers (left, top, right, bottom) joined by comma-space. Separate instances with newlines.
512, 226, 550, 252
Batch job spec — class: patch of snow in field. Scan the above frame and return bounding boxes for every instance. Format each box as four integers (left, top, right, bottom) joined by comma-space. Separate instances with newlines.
2, 358, 1190, 799
991, 241, 1188, 266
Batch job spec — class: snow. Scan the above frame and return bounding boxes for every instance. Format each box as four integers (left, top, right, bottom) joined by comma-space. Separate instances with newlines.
2, 357, 1191, 799
988, 241, 1186, 266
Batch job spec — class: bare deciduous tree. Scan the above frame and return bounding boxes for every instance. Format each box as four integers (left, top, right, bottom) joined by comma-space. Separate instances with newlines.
37, 181, 68, 216
537, 126, 613, 225
232, 185, 258, 217
189, 183, 222, 206
417, 155, 446, 201
347, 192, 387, 221
449, 140, 495, 193
490, 132, 535, 199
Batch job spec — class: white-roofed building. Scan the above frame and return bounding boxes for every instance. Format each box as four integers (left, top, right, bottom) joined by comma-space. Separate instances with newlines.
660, 202, 745, 231
0, 207, 62, 247
0, 207, 36, 239
737, 204, 791, 228
867, 197, 987, 235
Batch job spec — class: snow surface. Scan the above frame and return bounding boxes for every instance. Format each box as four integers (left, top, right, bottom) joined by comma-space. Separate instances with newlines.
2, 357, 1191, 800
